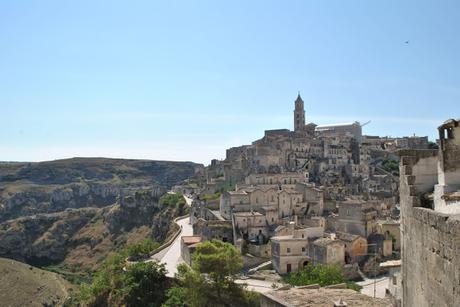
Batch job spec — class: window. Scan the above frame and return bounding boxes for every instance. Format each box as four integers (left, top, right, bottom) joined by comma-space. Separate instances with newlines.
302, 234, 305, 238
287, 248, 291, 253
302, 247, 306, 252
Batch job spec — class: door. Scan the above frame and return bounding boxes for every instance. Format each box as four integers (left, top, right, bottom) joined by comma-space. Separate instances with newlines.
287, 263, 292, 273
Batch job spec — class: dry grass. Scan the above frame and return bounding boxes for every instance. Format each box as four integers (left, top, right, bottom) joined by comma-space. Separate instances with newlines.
0, 257, 73, 307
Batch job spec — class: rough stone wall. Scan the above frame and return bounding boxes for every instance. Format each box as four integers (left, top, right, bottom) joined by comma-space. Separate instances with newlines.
399, 150, 460, 307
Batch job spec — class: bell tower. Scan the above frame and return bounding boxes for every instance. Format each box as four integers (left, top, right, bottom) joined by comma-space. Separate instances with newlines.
293, 92, 305, 132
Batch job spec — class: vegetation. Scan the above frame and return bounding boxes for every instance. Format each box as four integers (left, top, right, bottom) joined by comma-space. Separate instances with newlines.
125, 238, 160, 259
200, 191, 222, 201
163, 240, 260, 307
381, 158, 399, 176
78, 241, 169, 307
159, 192, 186, 209
45, 264, 92, 285
286, 263, 361, 291
75, 239, 260, 307
428, 141, 439, 149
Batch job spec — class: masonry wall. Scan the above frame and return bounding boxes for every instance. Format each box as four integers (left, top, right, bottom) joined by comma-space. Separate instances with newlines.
399, 150, 460, 307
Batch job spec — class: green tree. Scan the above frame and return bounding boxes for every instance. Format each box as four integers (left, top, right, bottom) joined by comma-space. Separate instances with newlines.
79, 242, 168, 307
162, 285, 188, 307
286, 263, 345, 287
193, 239, 243, 283
125, 238, 160, 259
165, 240, 259, 307
121, 261, 169, 307
159, 192, 186, 208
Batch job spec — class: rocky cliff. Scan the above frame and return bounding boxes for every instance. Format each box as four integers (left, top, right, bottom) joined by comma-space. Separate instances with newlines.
0, 158, 201, 270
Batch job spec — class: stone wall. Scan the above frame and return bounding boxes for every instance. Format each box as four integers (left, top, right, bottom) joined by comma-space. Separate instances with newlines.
399, 149, 460, 307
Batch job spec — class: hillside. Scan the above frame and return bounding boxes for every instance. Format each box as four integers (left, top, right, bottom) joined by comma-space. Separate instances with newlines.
0, 257, 72, 307
0, 157, 202, 221
0, 158, 202, 271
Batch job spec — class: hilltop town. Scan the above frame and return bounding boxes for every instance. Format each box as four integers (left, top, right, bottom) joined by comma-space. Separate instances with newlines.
0, 94, 458, 307
170, 94, 459, 306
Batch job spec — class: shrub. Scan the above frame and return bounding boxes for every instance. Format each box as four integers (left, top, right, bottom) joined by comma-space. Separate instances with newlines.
159, 193, 186, 208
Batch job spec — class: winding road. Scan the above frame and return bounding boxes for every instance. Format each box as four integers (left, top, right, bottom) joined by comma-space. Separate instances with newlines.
149, 195, 194, 277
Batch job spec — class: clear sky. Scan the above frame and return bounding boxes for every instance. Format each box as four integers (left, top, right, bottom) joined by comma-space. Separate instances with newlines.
1, 1, 459, 165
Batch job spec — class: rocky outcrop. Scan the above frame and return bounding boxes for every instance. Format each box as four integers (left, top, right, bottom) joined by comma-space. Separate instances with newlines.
0, 188, 188, 269
0, 158, 200, 270
0, 157, 202, 222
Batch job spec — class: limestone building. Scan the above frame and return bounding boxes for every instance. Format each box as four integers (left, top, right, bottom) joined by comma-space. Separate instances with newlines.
271, 222, 325, 274
399, 118, 460, 307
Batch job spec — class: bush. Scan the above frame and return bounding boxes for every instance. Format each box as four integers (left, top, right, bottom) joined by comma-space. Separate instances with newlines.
286, 263, 361, 292
381, 159, 399, 176
125, 238, 160, 258
169, 241, 259, 307
200, 192, 221, 201
79, 241, 167, 306
160, 193, 186, 208
286, 263, 345, 287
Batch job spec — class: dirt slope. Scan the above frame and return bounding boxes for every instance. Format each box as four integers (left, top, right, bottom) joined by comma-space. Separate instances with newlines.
0, 257, 72, 307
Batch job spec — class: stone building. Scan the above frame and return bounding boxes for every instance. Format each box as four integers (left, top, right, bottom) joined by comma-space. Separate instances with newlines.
336, 232, 367, 263
181, 236, 202, 265
309, 237, 345, 266
220, 181, 324, 222
336, 200, 377, 237
216, 93, 428, 206
375, 219, 401, 251
315, 121, 363, 142
367, 233, 393, 258
399, 118, 460, 307
271, 222, 324, 274
260, 287, 391, 307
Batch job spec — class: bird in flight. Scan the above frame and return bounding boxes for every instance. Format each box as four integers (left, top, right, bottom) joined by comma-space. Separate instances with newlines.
405, 41, 409, 44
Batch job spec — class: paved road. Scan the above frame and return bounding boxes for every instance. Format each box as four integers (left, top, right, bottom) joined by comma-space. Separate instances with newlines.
148, 195, 194, 277
357, 276, 389, 299
183, 195, 193, 206
151, 216, 193, 277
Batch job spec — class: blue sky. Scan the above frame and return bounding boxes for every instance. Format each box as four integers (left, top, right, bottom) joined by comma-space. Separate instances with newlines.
1, 1, 459, 164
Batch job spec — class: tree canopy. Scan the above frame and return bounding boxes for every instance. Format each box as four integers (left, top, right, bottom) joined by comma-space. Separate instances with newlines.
78, 240, 169, 307
163, 240, 259, 307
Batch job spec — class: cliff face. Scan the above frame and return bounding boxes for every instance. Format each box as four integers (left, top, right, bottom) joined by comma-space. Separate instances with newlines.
0, 158, 200, 270
0, 158, 201, 222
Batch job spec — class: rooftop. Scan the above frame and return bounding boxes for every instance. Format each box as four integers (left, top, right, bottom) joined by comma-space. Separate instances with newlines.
233, 211, 263, 217
336, 232, 362, 242
262, 287, 391, 307
316, 122, 360, 129
313, 238, 342, 247
181, 236, 202, 245
271, 235, 307, 242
